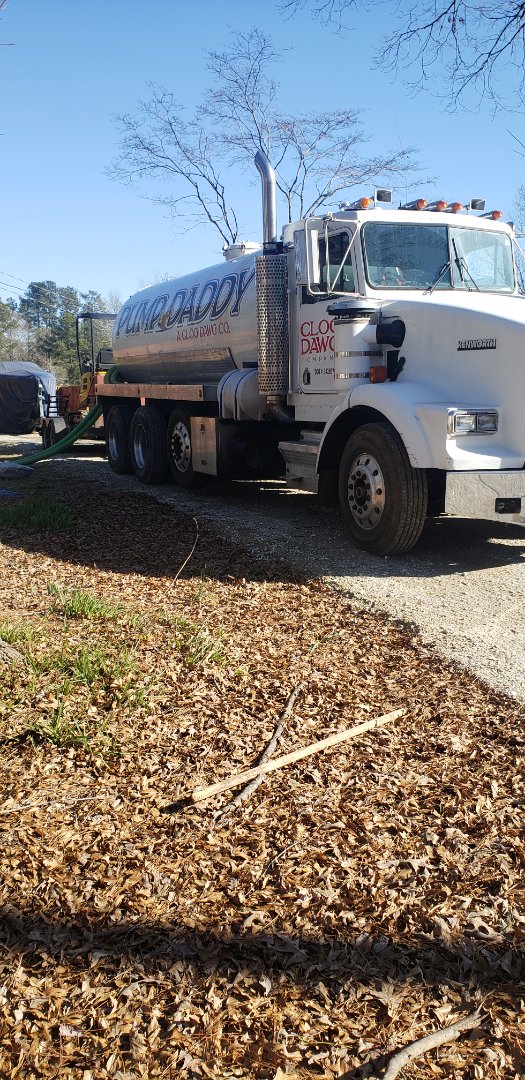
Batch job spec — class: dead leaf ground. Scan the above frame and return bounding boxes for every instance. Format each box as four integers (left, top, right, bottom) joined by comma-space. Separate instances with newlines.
0, 467, 523, 1079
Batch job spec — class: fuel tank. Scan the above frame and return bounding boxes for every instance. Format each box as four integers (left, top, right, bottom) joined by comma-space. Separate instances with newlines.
112, 250, 260, 384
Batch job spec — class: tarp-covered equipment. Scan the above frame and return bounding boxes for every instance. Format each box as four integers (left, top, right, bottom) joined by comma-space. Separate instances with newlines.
0, 361, 57, 435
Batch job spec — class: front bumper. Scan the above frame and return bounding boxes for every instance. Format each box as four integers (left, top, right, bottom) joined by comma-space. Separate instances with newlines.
445, 470, 525, 526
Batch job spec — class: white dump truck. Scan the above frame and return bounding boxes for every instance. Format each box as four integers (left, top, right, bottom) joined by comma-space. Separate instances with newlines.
97, 151, 525, 553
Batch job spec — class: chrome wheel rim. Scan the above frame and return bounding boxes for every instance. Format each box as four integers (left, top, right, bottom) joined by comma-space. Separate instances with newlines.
347, 452, 385, 531
170, 420, 191, 473
133, 426, 147, 471
108, 423, 119, 462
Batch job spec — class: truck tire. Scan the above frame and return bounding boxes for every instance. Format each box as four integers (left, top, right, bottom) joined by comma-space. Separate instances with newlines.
167, 408, 209, 489
106, 405, 133, 475
45, 420, 59, 447
130, 406, 168, 484
338, 422, 427, 555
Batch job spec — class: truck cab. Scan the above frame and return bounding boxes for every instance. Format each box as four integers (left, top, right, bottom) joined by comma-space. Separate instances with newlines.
278, 199, 525, 550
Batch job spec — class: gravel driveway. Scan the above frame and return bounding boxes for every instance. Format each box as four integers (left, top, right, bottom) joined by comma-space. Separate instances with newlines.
3, 432, 525, 701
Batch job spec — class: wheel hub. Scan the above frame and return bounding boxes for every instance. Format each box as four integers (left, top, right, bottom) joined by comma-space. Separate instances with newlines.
347, 453, 385, 531
170, 421, 191, 473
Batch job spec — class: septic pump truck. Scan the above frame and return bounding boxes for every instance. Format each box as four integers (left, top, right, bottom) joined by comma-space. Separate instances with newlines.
93, 150, 525, 555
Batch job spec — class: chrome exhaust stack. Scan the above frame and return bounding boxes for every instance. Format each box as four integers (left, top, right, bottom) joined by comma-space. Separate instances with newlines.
255, 150, 278, 253
254, 151, 290, 419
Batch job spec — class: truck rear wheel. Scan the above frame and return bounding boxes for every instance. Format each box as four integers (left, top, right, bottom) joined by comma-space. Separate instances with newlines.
167, 408, 209, 489
106, 405, 133, 474
338, 422, 427, 554
42, 420, 60, 447
130, 406, 168, 484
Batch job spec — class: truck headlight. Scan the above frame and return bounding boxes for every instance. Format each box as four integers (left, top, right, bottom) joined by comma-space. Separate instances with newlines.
447, 409, 498, 436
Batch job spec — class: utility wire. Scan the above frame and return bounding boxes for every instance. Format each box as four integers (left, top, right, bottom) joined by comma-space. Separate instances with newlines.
0, 282, 58, 312
0, 271, 69, 305
0, 269, 31, 285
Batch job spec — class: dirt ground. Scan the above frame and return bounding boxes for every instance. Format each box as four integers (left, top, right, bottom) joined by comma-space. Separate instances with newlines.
0, 458, 523, 1078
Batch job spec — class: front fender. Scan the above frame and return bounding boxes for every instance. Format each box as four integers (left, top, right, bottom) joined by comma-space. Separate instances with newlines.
319, 381, 444, 469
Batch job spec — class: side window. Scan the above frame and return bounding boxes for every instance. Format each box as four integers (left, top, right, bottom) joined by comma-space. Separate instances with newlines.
319, 231, 356, 293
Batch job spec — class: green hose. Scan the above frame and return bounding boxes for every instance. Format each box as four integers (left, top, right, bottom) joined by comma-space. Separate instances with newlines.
2, 366, 122, 466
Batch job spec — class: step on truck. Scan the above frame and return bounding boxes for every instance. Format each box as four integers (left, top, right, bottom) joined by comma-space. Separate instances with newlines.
96, 151, 525, 554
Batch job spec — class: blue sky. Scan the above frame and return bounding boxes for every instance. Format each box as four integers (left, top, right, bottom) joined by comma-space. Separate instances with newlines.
0, 0, 523, 308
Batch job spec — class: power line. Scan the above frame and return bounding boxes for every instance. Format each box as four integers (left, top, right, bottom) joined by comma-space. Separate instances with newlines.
0, 269, 31, 285
0, 271, 71, 304
0, 282, 58, 313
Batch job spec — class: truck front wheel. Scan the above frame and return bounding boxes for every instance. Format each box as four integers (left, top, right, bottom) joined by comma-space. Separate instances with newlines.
167, 408, 209, 489
338, 422, 427, 555
130, 406, 168, 484
106, 405, 133, 474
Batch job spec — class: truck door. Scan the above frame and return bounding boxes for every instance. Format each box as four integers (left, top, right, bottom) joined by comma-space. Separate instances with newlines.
296, 228, 358, 393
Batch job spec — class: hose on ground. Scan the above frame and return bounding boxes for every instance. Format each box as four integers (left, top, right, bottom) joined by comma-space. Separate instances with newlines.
1, 366, 122, 466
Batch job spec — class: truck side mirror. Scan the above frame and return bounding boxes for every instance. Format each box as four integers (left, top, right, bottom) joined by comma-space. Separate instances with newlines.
294, 226, 321, 287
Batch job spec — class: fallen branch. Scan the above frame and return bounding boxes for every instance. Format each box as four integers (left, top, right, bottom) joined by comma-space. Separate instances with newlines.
376, 1012, 483, 1080
0, 792, 115, 815
184, 707, 404, 807
216, 681, 307, 819
0, 638, 24, 664
170, 517, 199, 585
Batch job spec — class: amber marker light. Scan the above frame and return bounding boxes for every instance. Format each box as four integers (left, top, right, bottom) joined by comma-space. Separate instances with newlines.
491, 210, 503, 220
416, 199, 427, 210
451, 202, 464, 213
360, 197, 373, 209
436, 200, 447, 211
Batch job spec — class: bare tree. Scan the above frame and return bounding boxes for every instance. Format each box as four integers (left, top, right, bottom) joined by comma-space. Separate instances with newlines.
111, 88, 240, 247
281, 1, 525, 109
110, 28, 418, 248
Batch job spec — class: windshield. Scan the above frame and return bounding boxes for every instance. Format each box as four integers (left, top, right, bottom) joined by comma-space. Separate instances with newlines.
362, 222, 515, 292
450, 227, 514, 291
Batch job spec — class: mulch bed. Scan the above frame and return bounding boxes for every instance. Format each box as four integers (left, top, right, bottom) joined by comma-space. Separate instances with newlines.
0, 475, 523, 1078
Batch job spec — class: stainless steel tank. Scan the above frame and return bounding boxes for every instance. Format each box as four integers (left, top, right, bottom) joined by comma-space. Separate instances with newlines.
112, 250, 260, 384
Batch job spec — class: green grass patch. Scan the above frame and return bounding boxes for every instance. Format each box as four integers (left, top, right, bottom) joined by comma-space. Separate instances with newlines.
0, 495, 78, 534
1, 637, 143, 753
0, 621, 38, 648
170, 614, 226, 667
27, 688, 117, 752
26, 639, 137, 688
47, 582, 120, 621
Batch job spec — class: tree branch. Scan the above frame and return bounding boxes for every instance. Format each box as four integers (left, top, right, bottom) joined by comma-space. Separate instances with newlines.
375, 1011, 484, 1080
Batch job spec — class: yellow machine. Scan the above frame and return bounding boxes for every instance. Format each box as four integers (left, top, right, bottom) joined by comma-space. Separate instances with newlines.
40, 311, 116, 448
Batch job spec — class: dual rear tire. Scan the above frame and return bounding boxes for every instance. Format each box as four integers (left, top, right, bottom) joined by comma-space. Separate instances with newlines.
106, 404, 208, 489
105, 406, 426, 554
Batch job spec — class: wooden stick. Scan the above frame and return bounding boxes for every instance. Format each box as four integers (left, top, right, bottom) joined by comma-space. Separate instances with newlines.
190, 707, 404, 804
170, 517, 199, 586
215, 682, 307, 819
377, 1012, 482, 1080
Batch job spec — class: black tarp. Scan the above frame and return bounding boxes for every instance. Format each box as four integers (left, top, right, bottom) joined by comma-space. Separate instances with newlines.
0, 361, 57, 435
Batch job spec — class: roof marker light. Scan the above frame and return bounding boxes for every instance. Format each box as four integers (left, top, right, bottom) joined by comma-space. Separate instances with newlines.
427, 200, 448, 212
400, 198, 428, 210
345, 195, 374, 210
450, 202, 463, 213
